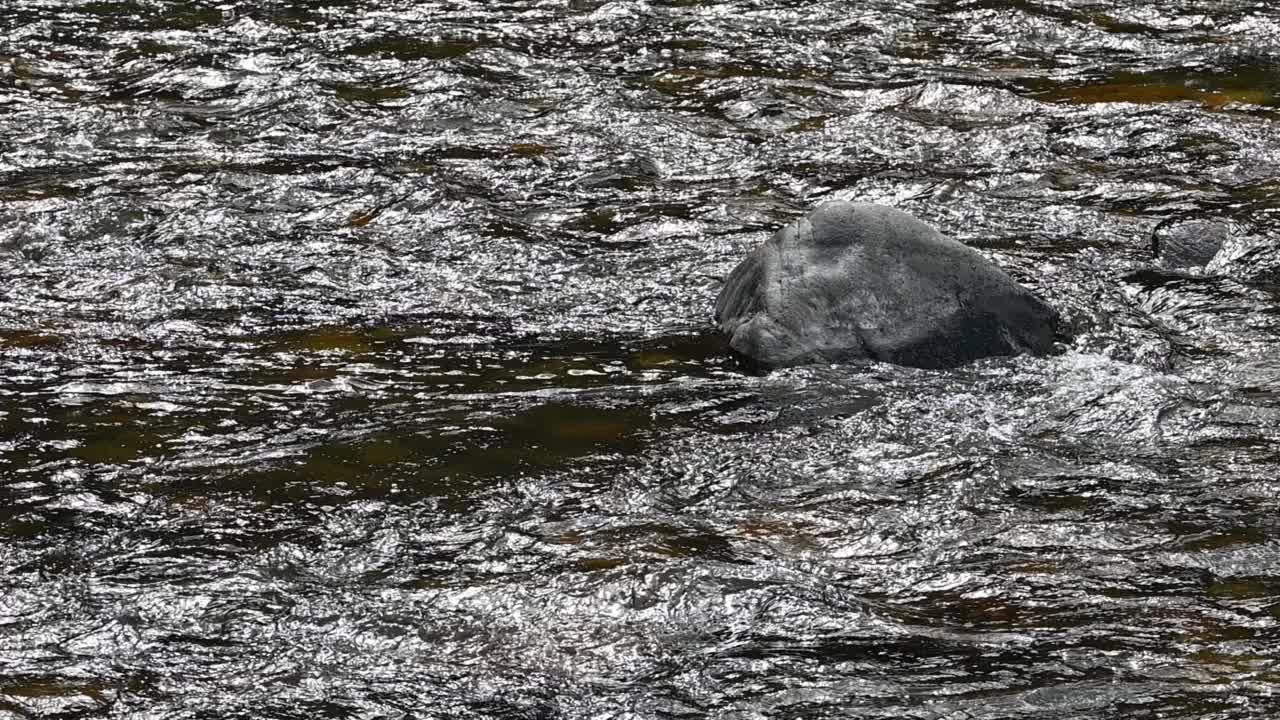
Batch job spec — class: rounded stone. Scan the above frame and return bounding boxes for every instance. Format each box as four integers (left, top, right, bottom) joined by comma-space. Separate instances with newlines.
714, 201, 1063, 369
1151, 218, 1237, 269
1207, 229, 1280, 285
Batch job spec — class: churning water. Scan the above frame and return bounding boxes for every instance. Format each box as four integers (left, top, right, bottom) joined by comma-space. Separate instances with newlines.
2, 1, 1280, 717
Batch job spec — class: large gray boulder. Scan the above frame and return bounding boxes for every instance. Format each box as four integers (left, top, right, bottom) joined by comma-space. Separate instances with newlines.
714, 201, 1063, 369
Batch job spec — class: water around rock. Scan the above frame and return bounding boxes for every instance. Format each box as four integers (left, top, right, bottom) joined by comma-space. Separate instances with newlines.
1151, 218, 1236, 270
715, 201, 1063, 369
1150, 217, 1280, 285
5, 1, 1280, 717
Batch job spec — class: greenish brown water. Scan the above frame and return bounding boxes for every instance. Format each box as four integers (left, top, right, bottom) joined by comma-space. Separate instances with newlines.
2, 1, 1280, 718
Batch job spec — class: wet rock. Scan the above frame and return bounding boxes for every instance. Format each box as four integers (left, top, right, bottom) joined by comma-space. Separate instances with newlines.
1151, 218, 1237, 269
1151, 217, 1280, 284
1208, 230, 1280, 285
714, 201, 1063, 369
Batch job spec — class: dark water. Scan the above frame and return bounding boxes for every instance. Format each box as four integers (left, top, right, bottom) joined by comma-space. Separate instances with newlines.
3, 1, 1280, 717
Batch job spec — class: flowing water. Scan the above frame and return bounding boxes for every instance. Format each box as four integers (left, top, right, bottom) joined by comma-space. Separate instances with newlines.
3, 1, 1280, 718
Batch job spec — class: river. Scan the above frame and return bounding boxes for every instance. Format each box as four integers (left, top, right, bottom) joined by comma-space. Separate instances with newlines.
2, 1, 1280, 718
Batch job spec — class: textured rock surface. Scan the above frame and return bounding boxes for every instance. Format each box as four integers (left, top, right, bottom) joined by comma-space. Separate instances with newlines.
714, 201, 1063, 369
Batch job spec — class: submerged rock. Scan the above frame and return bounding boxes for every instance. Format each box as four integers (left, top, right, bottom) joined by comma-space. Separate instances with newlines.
1149, 217, 1279, 284
714, 201, 1063, 369
1208, 230, 1280, 285
1151, 218, 1236, 269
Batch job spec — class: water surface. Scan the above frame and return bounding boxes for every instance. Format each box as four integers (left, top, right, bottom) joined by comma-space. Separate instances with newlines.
3, 1, 1280, 718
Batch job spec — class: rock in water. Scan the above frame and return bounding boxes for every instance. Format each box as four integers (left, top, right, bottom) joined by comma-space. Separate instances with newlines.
714, 201, 1063, 369
1146, 217, 1278, 284
1207, 229, 1280, 285
1151, 218, 1236, 269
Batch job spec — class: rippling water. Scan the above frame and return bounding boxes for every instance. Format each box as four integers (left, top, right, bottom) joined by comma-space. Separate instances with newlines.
3, 1, 1280, 717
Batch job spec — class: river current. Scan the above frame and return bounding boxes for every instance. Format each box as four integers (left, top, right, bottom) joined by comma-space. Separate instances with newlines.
2, 1, 1280, 718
